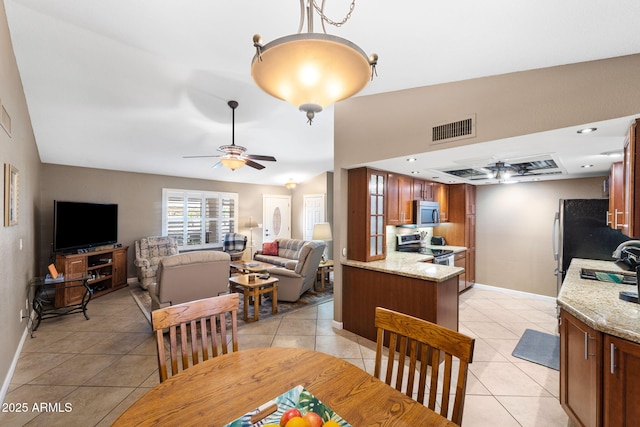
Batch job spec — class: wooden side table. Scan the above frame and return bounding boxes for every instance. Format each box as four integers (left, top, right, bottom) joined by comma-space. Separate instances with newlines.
315, 260, 334, 291
228, 274, 278, 322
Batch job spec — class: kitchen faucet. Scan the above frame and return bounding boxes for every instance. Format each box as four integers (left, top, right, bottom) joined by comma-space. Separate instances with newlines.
612, 240, 640, 258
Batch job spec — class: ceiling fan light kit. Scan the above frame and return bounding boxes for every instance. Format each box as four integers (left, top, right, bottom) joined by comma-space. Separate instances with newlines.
251, 0, 377, 124
183, 100, 276, 171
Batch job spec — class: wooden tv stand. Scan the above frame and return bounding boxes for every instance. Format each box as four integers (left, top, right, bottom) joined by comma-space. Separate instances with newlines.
54, 246, 128, 308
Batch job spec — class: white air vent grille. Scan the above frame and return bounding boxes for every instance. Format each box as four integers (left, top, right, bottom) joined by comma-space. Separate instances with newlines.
431, 115, 475, 144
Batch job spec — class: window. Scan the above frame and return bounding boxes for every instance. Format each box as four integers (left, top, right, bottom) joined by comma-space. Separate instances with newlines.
162, 189, 238, 250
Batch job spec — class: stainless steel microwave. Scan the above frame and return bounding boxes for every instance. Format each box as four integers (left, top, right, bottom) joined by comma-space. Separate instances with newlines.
413, 200, 440, 227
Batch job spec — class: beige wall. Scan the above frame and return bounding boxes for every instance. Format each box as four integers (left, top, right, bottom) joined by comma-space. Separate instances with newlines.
0, 1, 42, 398
39, 164, 293, 276
476, 177, 606, 297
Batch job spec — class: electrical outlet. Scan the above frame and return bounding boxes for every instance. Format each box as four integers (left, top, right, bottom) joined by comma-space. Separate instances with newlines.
19, 309, 23, 322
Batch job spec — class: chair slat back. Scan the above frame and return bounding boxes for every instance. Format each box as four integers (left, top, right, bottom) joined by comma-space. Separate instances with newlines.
374, 307, 475, 425
152, 293, 239, 383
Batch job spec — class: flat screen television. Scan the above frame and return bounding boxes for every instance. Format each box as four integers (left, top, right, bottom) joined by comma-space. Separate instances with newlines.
53, 201, 118, 253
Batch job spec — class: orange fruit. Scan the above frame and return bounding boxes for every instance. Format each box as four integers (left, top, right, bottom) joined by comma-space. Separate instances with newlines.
322, 421, 340, 427
285, 416, 311, 427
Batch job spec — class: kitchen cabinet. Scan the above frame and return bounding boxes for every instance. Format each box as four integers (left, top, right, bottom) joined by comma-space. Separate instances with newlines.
433, 183, 449, 222
603, 334, 640, 426
622, 118, 640, 237
348, 167, 386, 262
413, 178, 434, 201
435, 184, 475, 291
607, 161, 624, 230
560, 309, 602, 427
386, 173, 413, 225
454, 251, 467, 292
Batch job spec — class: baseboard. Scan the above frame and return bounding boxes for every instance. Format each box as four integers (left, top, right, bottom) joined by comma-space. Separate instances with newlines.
332, 320, 343, 330
1, 321, 31, 404
472, 282, 557, 303
127, 277, 139, 285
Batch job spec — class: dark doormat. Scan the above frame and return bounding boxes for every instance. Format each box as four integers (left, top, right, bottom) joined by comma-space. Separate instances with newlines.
512, 329, 560, 371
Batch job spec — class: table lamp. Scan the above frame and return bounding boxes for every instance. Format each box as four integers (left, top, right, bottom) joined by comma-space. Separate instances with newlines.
246, 216, 259, 255
312, 222, 332, 263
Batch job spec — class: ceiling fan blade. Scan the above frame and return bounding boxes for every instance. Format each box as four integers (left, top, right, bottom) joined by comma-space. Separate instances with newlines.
245, 159, 266, 170
212, 161, 223, 169
245, 154, 277, 162
183, 155, 222, 158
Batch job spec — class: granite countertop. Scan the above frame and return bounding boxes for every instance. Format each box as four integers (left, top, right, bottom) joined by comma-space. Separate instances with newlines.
557, 258, 640, 343
342, 251, 464, 283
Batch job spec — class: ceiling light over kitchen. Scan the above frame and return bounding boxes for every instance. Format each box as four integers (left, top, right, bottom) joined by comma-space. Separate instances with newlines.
407, 158, 417, 162
577, 127, 598, 134
251, 0, 378, 124
411, 171, 420, 175
581, 164, 594, 168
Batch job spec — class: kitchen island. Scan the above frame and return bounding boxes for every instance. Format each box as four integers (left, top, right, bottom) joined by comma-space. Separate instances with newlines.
557, 258, 640, 427
342, 251, 464, 342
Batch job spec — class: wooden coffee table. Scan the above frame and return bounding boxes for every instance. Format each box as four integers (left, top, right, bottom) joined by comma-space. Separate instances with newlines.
228, 274, 278, 322
229, 260, 272, 274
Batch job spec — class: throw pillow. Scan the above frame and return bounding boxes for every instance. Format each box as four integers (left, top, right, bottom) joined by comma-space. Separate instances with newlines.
262, 241, 278, 256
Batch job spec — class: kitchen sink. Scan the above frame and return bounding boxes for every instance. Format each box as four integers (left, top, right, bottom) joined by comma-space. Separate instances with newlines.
580, 268, 637, 285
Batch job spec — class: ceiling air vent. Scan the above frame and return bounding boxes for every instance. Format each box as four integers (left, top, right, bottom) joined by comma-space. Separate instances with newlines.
431, 115, 476, 144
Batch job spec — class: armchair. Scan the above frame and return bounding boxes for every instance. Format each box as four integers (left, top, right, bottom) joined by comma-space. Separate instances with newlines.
134, 236, 179, 290
148, 251, 231, 311
223, 233, 247, 261
265, 240, 326, 302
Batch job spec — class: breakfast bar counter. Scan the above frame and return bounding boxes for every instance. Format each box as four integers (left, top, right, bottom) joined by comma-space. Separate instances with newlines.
557, 258, 640, 343
342, 252, 464, 342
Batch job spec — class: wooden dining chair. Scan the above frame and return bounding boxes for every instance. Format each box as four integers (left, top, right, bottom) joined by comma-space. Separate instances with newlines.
151, 293, 239, 383
374, 307, 475, 425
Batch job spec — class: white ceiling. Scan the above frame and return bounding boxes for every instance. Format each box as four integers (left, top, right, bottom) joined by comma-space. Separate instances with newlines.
5, 0, 640, 186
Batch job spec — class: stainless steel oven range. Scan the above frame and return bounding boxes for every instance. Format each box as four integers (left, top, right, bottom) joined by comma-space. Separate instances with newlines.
396, 233, 455, 266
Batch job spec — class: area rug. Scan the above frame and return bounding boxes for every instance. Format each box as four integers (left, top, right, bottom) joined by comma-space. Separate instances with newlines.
130, 281, 333, 328
512, 328, 560, 370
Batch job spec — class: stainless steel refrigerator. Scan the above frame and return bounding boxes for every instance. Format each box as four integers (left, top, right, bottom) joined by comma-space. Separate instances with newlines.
553, 199, 630, 294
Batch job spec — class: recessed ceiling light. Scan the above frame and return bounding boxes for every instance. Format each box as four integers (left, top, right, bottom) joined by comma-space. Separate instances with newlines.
577, 127, 597, 134
601, 150, 623, 157
581, 164, 594, 168
406, 158, 417, 162
411, 171, 420, 174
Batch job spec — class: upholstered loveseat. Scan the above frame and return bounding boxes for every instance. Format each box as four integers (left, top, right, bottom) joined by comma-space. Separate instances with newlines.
148, 251, 230, 311
254, 238, 326, 302
134, 236, 179, 290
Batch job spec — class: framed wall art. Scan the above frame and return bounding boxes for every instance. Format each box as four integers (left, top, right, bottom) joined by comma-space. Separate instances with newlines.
4, 163, 18, 226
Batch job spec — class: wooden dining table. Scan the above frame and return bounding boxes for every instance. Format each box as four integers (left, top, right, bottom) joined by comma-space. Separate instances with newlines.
113, 347, 458, 427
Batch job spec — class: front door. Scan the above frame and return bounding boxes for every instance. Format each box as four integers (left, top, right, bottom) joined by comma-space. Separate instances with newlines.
263, 195, 291, 243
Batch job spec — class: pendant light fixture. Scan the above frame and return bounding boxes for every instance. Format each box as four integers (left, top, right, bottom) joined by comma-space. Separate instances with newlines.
251, 0, 378, 124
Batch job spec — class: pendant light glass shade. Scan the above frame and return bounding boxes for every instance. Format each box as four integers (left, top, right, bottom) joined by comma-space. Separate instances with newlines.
252, 33, 373, 121
251, 0, 377, 123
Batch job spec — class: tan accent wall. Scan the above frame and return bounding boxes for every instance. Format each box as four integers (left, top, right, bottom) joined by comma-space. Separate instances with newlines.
39, 164, 293, 277
476, 177, 606, 296
0, 1, 42, 394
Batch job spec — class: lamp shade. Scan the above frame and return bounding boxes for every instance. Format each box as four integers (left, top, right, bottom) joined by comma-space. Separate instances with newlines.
252, 33, 372, 117
220, 156, 246, 170
312, 222, 333, 241
245, 216, 259, 228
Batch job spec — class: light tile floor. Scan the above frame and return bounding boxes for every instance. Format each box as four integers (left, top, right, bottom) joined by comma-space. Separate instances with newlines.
1, 285, 569, 426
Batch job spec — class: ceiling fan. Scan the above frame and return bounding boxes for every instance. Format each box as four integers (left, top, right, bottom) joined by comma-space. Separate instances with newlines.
183, 100, 277, 170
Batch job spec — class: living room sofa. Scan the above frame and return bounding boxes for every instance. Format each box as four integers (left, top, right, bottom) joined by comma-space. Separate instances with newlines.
148, 251, 230, 311
254, 238, 326, 302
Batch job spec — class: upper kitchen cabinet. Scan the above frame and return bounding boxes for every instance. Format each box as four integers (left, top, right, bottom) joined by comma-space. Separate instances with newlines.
622, 118, 640, 237
433, 183, 449, 222
386, 173, 414, 225
413, 178, 434, 201
608, 161, 624, 230
348, 167, 386, 262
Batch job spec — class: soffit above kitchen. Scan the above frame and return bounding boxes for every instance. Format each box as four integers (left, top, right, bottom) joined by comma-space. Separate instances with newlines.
4, 0, 640, 185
